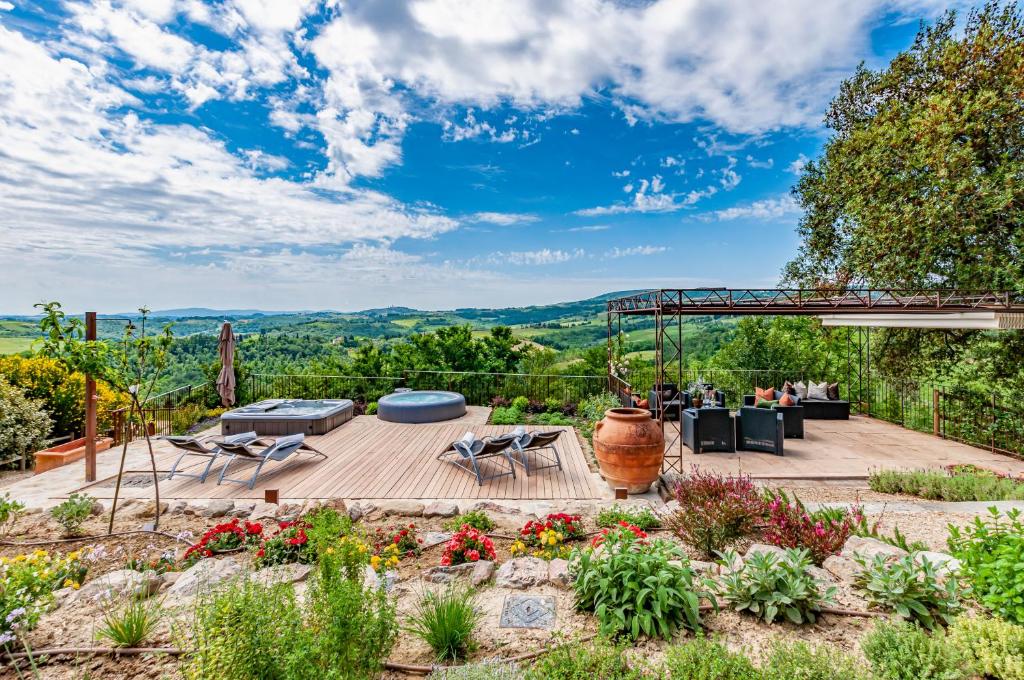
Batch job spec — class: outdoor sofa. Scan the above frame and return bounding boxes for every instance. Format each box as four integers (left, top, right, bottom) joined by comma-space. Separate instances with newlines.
741, 390, 805, 438
682, 407, 735, 453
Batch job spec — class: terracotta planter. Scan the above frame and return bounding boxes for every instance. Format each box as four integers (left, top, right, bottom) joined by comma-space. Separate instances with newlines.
593, 407, 665, 494
34, 436, 114, 475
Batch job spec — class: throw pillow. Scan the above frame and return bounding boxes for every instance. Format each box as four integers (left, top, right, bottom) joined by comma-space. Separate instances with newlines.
782, 381, 797, 395
807, 381, 828, 400
756, 399, 780, 409
794, 381, 808, 399
755, 386, 776, 402
827, 382, 840, 400
661, 389, 674, 402
779, 393, 796, 406
638, 398, 649, 409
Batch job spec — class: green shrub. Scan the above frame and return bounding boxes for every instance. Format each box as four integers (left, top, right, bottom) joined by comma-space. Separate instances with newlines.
869, 468, 1024, 502
948, 615, 1024, 680
180, 580, 303, 680
853, 553, 967, 629
96, 596, 162, 647
851, 517, 929, 553
578, 392, 620, 423
1, 548, 87, 635
304, 507, 353, 557
295, 552, 398, 677
170, 403, 206, 435
50, 492, 95, 537
443, 510, 496, 533
524, 637, 644, 679
544, 398, 563, 413
533, 412, 574, 426
366, 401, 378, 415
0, 376, 51, 469
664, 636, 756, 679
595, 504, 661, 530
510, 396, 530, 411
406, 586, 480, 663
862, 621, 968, 680
762, 640, 869, 680
490, 406, 523, 425
0, 492, 25, 538
717, 548, 834, 624
947, 507, 1024, 623
572, 523, 712, 639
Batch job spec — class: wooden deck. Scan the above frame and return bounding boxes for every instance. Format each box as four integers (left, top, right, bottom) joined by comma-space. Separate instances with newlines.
77, 418, 607, 501
664, 415, 1024, 479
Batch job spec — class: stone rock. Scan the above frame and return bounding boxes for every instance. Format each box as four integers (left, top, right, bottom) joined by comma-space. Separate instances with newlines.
426, 563, 476, 584
248, 502, 279, 521
52, 587, 76, 607
251, 563, 313, 587
199, 500, 235, 518
841, 536, 908, 562
689, 560, 718, 574
311, 498, 347, 516
471, 501, 521, 515
807, 565, 833, 585
913, 551, 961, 576
129, 501, 168, 519
496, 558, 548, 589
74, 569, 163, 602
472, 560, 495, 587
423, 501, 460, 518
379, 500, 425, 517
89, 501, 105, 516
823, 555, 861, 584
159, 572, 182, 593
167, 557, 242, 599
744, 543, 788, 560
422, 532, 453, 548
168, 500, 187, 515
228, 503, 255, 518
547, 559, 572, 589
348, 503, 367, 522
363, 565, 398, 592
277, 503, 302, 521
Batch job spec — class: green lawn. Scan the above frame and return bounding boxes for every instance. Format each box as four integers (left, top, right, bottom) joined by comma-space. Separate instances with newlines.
0, 337, 34, 355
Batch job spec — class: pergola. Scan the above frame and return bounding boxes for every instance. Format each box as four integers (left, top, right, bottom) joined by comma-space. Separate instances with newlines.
605, 288, 1024, 470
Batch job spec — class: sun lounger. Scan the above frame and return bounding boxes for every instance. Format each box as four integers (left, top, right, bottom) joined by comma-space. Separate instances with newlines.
508, 428, 563, 475
161, 431, 265, 482
214, 432, 327, 490
437, 431, 518, 486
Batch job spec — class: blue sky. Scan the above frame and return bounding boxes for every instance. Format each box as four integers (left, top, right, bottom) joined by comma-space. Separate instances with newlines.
0, 0, 969, 313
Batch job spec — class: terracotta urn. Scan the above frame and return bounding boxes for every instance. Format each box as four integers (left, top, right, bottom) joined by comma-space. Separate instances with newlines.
592, 407, 665, 494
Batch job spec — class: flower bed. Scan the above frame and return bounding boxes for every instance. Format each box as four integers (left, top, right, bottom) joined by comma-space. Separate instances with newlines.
441, 526, 496, 566
1, 549, 87, 636
255, 519, 313, 568
182, 518, 263, 567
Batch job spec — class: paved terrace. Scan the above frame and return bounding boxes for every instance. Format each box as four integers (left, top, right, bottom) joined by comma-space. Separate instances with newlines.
5, 412, 1024, 509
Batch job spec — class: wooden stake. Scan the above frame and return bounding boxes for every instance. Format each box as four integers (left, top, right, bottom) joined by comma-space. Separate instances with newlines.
85, 312, 97, 482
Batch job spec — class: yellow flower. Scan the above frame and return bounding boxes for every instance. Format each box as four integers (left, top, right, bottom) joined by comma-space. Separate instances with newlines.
326, 547, 335, 555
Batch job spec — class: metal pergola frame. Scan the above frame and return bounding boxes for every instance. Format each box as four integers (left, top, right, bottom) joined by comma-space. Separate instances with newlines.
606, 288, 1024, 473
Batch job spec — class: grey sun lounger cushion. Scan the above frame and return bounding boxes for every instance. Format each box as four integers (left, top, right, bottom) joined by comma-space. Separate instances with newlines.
438, 432, 517, 486
216, 432, 327, 490
162, 431, 262, 482
509, 429, 563, 475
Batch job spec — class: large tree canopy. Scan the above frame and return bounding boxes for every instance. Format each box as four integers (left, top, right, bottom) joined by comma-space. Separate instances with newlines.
786, 2, 1024, 291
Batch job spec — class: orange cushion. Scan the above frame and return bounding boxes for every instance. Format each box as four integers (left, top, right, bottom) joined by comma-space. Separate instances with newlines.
638, 398, 649, 409
755, 386, 776, 402
779, 393, 796, 406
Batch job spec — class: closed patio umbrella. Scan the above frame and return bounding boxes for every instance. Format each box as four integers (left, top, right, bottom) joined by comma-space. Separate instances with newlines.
216, 322, 236, 407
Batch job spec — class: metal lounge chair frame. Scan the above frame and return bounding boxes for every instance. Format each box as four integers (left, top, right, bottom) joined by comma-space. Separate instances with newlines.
437, 434, 518, 486
160, 431, 265, 482
214, 433, 328, 490
509, 430, 563, 475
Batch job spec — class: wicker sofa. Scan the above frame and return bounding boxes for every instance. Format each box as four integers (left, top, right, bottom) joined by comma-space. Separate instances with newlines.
736, 407, 784, 455
741, 391, 804, 438
744, 387, 850, 421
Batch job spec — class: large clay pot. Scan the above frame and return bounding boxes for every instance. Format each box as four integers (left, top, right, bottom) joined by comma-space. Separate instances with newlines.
593, 407, 665, 494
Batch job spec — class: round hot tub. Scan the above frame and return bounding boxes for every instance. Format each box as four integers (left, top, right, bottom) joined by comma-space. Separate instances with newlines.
377, 390, 467, 424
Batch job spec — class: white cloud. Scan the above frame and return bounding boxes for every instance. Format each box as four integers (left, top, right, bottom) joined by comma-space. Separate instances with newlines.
579, 175, 718, 215
788, 153, 810, 175
719, 168, 742, 190
471, 212, 540, 226
559, 225, 610, 233
701, 195, 801, 221
606, 245, 669, 258
746, 155, 774, 169
489, 249, 585, 266
612, 169, 630, 177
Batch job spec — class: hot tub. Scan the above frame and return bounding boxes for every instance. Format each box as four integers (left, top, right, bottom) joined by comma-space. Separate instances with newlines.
377, 390, 466, 424
221, 399, 354, 436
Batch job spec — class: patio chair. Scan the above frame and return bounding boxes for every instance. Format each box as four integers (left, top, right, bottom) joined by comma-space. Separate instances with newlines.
647, 384, 689, 420
508, 427, 563, 475
160, 431, 266, 483
742, 392, 805, 438
437, 432, 518, 486
682, 408, 735, 454
214, 433, 328, 490
736, 407, 784, 456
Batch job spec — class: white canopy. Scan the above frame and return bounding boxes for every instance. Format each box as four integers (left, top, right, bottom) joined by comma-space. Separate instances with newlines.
818, 311, 1024, 330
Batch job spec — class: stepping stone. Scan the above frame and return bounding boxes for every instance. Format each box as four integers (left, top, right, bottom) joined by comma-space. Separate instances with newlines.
500, 595, 556, 629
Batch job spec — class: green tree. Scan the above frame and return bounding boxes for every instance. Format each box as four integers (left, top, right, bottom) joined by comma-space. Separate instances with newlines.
0, 377, 51, 469
786, 2, 1024, 384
